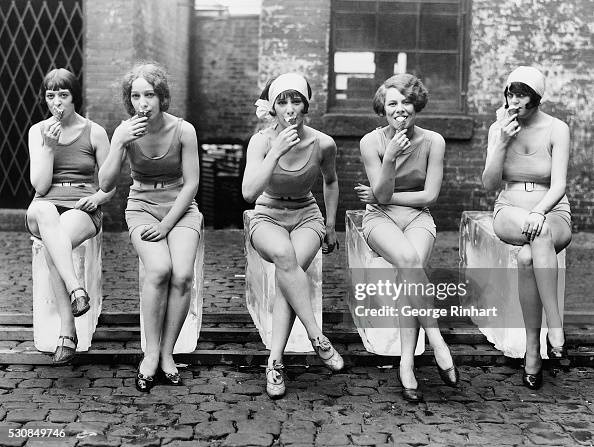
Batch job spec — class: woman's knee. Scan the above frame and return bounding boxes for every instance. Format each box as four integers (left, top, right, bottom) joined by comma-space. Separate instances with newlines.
27, 202, 59, 226
170, 271, 194, 295
144, 263, 172, 286
516, 247, 533, 267
267, 244, 298, 271
386, 249, 422, 269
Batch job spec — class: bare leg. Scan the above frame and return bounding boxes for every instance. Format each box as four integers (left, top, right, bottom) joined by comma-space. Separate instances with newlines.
41, 209, 96, 350
494, 208, 572, 354
516, 245, 542, 373
27, 202, 90, 294
267, 228, 320, 367
130, 227, 172, 376
368, 223, 452, 390
251, 223, 323, 342
160, 227, 200, 374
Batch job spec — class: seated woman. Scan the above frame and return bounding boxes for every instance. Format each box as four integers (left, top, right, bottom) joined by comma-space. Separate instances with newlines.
482, 66, 571, 389
243, 73, 343, 399
26, 68, 115, 364
99, 62, 201, 392
356, 73, 458, 402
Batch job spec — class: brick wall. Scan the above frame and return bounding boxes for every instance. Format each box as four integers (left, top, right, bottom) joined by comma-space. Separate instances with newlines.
254, 0, 594, 231
190, 14, 260, 142
84, 0, 192, 230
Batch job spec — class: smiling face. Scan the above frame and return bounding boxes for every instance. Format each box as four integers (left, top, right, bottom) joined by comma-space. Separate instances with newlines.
384, 87, 416, 131
45, 89, 73, 120
130, 77, 160, 118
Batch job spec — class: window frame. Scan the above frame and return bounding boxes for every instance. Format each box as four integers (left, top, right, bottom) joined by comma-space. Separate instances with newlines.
328, 0, 471, 115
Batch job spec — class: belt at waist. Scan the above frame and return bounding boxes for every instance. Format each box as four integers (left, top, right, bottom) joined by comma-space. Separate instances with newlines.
504, 182, 549, 192
51, 182, 92, 187
131, 177, 184, 190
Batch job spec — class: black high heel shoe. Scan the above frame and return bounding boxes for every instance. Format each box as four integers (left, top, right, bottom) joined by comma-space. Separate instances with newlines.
53, 334, 78, 364
397, 370, 423, 403
437, 364, 460, 388
135, 358, 155, 393
546, 332, 570, 372
158, 368, 182, 386
69, 287, 90, 317
522, 355, 543, 390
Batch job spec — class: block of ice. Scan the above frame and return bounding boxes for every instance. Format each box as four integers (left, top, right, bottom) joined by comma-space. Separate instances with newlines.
139, 213, 204, 354
459, 211, 565, 358
32, 231, 103, 352
243, 210, 322, 353
345, 210, 425, 356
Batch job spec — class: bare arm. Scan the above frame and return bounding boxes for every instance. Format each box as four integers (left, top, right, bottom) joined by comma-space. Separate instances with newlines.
99, 117, 147, 191
159, 121, 200, 232
531, 119, 570, 214
89, 123, 116, 204
482, 113, 520, 190
29, 120, 61, 196
241, 125, 299, 203
359, 132, 397, 204
319, 134, 339, 252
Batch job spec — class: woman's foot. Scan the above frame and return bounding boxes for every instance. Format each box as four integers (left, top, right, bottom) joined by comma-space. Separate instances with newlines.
523, 351, 543, 390
265, 359, 286, 399
310, 335, 344, 372
546, 330, 570, 371
433, 341, 459, 387
159, 355, 182, 385
53, 333, 77, 364
398, 363, 422, 403
69, 287, 90, 317
136, 354, 158, 393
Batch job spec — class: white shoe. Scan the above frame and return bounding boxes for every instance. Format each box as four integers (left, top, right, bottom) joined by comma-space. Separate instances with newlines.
265, 361, 286, 399
311, 335, 344, 372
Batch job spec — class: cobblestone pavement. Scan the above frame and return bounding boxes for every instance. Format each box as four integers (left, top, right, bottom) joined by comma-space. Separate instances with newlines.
0, 363, 592, 446
1, 230, 594, 445
2, 230, 594, 314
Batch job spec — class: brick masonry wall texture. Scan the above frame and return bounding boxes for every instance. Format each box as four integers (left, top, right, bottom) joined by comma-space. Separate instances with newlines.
190, 14, 260, 142
84, 0, 192, 230
254, 0, 594, 231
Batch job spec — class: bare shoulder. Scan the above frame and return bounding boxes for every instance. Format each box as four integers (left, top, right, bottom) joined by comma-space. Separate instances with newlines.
180, 119, 197, 137
359, 129, 380, 150
311, 128, 336, 154
90, 120, 108, 137
419, 127, 445, 146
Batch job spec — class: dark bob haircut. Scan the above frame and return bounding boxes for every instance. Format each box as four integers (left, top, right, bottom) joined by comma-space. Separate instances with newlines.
372, 73, 428, 115
122, 62, 170, 116
504, 82, 541, 110
40, 68, 83, 111
259, 77, 312, 115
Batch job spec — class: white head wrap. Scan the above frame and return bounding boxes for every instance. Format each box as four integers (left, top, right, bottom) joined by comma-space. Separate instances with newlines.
506, 66, 545, 98
254, 73, 310, 120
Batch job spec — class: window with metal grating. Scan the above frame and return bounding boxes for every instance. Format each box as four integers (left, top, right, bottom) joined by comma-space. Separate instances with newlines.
0, 0, 84, 208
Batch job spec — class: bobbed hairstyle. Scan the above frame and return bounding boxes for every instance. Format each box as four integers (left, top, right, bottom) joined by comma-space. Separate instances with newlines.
372, 73, 429, 115
40, 68, 83, 111
259, 78, 313, 115
121, 62, 170, 116
504, 82, 541, 110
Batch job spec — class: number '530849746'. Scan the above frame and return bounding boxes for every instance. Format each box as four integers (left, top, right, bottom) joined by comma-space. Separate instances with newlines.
8, 428, 66, 437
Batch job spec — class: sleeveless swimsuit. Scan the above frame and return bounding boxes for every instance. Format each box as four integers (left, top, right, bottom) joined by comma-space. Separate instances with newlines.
362, 127, 438, 242
124, 118, 202, 235
493, 116, 571, 227
25, 119, 102, 236
248, 129, 326, 245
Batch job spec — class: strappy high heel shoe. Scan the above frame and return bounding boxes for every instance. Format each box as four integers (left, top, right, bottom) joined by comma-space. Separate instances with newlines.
522, 355, 543, 390
310, 335, 344, 372
265, 360, 286, 399
546, 332, 570, 372
397, 370, 423, 403
158, 368, 182, 386
135, 357, 155, 393
69, 287, 90, 317
53, 334, 77, 364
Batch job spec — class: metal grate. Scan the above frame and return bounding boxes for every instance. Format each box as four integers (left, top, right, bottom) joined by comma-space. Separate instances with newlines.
0, 0, 84, 208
